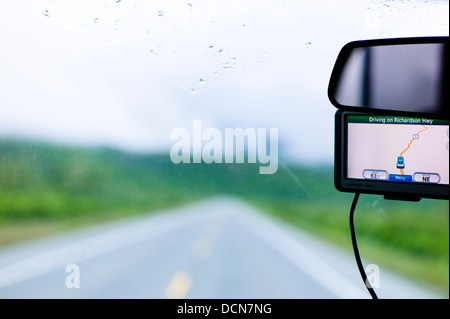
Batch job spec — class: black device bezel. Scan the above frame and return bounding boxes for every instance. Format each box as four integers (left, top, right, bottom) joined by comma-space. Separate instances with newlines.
335, 110, 449, 200
328, 37, 449, 119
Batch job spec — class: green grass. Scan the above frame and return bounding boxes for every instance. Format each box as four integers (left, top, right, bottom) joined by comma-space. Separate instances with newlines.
0, 139, 448, 293
256, 197, 449, 292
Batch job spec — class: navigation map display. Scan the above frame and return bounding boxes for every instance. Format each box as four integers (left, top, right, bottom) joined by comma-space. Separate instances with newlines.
347, 115, 449, 185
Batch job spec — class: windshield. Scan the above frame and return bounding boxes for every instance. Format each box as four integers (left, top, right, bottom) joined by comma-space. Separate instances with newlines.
0, 0, 448, 300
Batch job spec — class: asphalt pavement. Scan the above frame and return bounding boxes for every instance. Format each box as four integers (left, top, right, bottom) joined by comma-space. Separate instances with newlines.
0, 197, 446, 299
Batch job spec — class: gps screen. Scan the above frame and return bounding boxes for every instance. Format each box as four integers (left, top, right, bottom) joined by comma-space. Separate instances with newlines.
347, 115, 449, 185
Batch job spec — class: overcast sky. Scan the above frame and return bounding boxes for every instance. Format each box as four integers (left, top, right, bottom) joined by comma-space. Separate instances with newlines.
0, 0, 448, 164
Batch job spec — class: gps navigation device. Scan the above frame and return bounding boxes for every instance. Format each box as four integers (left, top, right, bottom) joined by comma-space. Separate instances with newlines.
335, 110, 449, 200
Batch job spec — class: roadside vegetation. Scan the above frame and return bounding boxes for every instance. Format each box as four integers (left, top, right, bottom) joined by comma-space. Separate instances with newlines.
0, 139, 448, 292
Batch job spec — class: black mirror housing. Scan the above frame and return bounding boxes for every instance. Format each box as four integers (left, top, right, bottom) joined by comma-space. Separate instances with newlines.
328, 37, 449, 119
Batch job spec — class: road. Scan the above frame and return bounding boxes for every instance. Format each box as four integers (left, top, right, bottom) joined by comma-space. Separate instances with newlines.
0, 197, 445, 299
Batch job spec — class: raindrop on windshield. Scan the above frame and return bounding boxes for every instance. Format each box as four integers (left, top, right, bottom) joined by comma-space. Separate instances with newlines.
158, 11, 165, 17
304, 41, 312, 48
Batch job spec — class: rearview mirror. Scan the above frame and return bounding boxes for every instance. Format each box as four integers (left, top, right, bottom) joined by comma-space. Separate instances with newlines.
328, 37, 449, 118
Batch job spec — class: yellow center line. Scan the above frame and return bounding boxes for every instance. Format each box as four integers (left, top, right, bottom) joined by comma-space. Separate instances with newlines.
165, 271, 192, 299
164, 222, 222, 298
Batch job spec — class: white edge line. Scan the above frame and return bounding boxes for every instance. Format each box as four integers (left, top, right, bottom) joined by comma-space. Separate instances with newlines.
0, 212, 201, 288
233, 209, 369, 299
